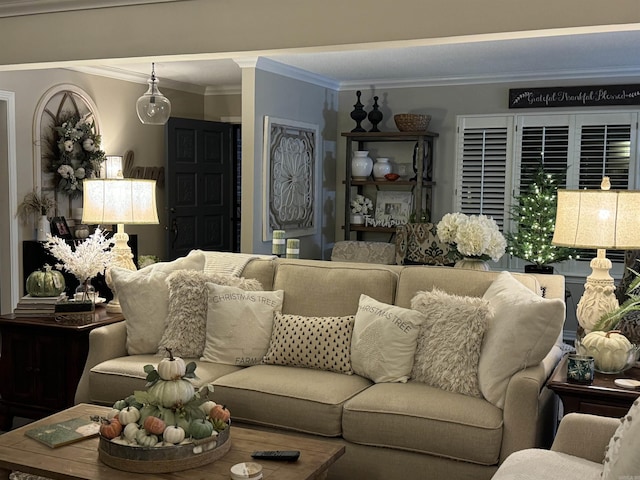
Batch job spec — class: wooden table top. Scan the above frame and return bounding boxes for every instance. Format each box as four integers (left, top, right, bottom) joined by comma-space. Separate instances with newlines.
547, 354, 640, 401
0, 404, 345, 480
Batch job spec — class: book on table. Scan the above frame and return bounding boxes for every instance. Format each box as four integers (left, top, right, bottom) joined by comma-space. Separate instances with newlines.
25, 416, 100, 448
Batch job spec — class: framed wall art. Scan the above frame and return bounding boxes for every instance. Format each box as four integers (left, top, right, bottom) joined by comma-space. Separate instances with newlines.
262, 116, 320, 241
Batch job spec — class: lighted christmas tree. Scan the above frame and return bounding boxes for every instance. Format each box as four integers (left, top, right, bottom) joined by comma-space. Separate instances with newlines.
506, 163, 577, 269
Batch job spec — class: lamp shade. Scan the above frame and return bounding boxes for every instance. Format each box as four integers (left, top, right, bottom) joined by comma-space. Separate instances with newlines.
552, 189, 640, 250
82, 179, 159, 225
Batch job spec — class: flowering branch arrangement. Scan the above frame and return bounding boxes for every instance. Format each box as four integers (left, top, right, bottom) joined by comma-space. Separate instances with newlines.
436, 212, 507, 262
351, 194, 373, 215
44, 228, 115, 284
47, 113, 106, 198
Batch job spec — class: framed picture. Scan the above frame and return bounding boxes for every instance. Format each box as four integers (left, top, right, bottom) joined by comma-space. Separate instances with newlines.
375, 191, 413, 225
50, 216, 73, 239
262, 116, 320, 241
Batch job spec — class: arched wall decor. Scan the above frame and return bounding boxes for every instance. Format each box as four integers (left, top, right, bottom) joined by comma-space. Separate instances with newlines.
32, 84, 102, 218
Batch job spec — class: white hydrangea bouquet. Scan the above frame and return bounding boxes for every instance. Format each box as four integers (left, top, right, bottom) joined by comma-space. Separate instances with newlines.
351, 194, 373, 215
436, 212, 506, 262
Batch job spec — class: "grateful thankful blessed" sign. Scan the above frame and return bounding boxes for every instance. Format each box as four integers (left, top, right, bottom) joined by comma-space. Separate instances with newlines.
508, 84, 640, 109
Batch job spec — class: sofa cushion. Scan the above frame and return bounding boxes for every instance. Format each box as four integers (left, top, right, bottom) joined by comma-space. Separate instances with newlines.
263, 313, 355, 374
603, 398, 640, 479
212, 364, 372, 436
342, 381, 504, 465
89, 355, 242, 406
273, 260, 398, 316
110, 250, 206, 355
351, 294, 425, 383
158, 270, 263, 358
479, 271, 565, 408
200, 284, 284, 366
410, 289, 489, 397
491, 449, 602, 480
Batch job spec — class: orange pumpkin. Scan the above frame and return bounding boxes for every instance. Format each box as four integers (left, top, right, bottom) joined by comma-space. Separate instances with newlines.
209, 405, 231, 423
143, 415, 167, 435
100, 417, 123, 439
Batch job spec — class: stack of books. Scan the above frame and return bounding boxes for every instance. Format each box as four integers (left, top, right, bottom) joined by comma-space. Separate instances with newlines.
14, 293, 66, 317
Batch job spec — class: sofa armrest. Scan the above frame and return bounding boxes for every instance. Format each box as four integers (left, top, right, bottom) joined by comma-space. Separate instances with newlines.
551, 413, 619, 463
74, 321, 128, 405
500, 363, 548, 462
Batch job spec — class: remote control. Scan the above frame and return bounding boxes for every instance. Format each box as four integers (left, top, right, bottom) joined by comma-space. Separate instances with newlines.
251, 450, 300, 461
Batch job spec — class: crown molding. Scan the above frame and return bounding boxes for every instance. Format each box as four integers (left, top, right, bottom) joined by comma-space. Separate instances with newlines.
0, 0, 188, 17
233, 57, 340, 91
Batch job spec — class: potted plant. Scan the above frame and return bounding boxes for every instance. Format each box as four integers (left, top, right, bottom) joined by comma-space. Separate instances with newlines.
505, 163, 577, 274
350, 194, 373, 225
16, 189, 57, 241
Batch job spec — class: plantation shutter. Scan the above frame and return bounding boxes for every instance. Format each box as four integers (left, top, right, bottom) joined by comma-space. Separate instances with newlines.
455, 116, 513, 229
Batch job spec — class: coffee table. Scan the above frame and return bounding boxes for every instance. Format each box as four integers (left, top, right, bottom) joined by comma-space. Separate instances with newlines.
0, 403, 345, 480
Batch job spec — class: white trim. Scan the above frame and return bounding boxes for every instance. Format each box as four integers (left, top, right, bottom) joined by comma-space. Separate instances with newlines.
0, 0, 188, 18
0, 89, 19, 314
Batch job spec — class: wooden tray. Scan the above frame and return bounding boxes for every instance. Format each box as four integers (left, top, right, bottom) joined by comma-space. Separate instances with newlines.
98, 427, 230, 473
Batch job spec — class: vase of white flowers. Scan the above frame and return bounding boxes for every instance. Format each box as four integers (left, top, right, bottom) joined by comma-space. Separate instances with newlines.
350, 194, 373, 225
44, 227, 115, 303
436, 212, 506, 270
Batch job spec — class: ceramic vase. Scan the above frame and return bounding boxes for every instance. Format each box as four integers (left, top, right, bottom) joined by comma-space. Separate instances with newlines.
351, 213, 364, 225
373, 157, 392, 180
37, 215, 50, 241
352, 151, 373, 180
454, 257, 490, 271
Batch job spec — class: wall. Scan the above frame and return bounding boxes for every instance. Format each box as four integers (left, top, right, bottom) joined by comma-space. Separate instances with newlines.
204, 93, 241, 121
243, 68, 338, 259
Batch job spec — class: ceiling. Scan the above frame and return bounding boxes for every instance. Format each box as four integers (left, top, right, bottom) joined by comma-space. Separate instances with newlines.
71, 28, 640, 95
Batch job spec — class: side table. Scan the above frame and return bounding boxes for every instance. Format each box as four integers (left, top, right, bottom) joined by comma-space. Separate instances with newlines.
547, 353, 640, 418
0, 307, 124, 430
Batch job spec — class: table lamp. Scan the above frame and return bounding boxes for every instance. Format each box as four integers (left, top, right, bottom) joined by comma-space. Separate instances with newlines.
82, 178, 159, 313
552, 177, 640, 333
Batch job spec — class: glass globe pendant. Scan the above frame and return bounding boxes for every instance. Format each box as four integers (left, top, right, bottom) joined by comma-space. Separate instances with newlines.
136, 63, 171, 125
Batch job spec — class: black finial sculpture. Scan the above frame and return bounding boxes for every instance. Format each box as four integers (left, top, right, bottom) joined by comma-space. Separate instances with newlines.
368, 96, 383, 132
350, 90, 367, 132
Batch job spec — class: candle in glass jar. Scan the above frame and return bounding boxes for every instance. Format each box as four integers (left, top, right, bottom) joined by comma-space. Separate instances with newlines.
286, 238, 300, 259
272, 230, 286, 256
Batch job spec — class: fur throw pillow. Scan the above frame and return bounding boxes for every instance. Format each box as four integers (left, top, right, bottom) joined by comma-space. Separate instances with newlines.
410, 289, 490, 397
157, 269, 263, 358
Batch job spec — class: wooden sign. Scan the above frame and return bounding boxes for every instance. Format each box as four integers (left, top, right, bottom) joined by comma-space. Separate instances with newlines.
509, 84, 640, 109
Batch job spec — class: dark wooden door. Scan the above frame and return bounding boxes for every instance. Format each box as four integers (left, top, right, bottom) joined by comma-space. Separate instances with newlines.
166, 118, 235, 260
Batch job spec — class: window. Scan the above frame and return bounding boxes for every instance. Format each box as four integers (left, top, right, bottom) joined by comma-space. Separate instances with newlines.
456, 112, 639, 271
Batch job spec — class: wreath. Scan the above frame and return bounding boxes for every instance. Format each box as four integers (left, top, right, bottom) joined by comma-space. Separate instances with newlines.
47, 113, 106, 198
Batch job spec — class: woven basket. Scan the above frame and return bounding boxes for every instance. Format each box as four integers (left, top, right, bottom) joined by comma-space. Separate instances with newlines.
394, 114, 431, 132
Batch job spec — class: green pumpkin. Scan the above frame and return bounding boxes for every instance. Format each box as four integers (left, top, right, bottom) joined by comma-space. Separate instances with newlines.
188, 418, 214, 439
26, 267, 65, 297
147, 379, 195, 408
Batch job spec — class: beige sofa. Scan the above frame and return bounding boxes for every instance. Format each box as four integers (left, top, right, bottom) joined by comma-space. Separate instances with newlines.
75, 254, 566, 480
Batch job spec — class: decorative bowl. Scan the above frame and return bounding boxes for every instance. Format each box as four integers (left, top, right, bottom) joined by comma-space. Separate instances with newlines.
575, 338, 639, 374
394, 114, 431, 132
384, 173, 400, 181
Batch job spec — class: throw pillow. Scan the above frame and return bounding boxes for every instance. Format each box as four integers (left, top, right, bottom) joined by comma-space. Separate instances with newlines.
410, 289, 490, 397
478, 271, 565, 408
157, 270, 263, 358
602, 398, 640, 478
110, 250, 206, 355
201, 284, 284, 366
351, 294, 425, 383
263, 313, 355, 374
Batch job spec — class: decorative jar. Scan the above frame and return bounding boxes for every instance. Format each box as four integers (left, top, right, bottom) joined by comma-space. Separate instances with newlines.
351, 151, 373, 180
373, 157, 392, 180
454, 257, 490, 271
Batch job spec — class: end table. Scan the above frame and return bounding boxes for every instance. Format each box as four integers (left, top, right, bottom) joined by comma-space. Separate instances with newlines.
547, 353, 640, 418
0, 307, 124, 430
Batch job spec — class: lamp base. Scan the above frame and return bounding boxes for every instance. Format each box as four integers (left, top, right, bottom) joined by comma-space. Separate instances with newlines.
105, 223, 136, 315
576, 249, 619, 333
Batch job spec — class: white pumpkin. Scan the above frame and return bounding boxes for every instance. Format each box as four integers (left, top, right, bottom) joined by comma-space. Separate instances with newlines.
163, 425, 186, 444
579, 330, 634, 372
118, 406, 141, 425
148, 379, 195, 408
123, 422, 140, 442
157, 348, 187, 380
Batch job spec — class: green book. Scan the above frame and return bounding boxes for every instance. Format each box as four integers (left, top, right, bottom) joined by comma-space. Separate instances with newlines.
25, 416, 100, 448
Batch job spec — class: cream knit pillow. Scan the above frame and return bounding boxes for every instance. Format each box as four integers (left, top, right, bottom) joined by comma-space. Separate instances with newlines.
602, 398, 640, 478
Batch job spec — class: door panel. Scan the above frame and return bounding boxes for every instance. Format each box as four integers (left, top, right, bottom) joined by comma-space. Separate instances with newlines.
166, 118, 234, 260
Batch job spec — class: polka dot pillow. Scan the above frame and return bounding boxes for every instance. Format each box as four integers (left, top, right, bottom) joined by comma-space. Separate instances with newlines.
263, 313, 355, 374
602, 398, 640, 478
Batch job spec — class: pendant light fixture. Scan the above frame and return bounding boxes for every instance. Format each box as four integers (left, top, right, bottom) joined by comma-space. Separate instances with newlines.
136, 63, 171, 125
